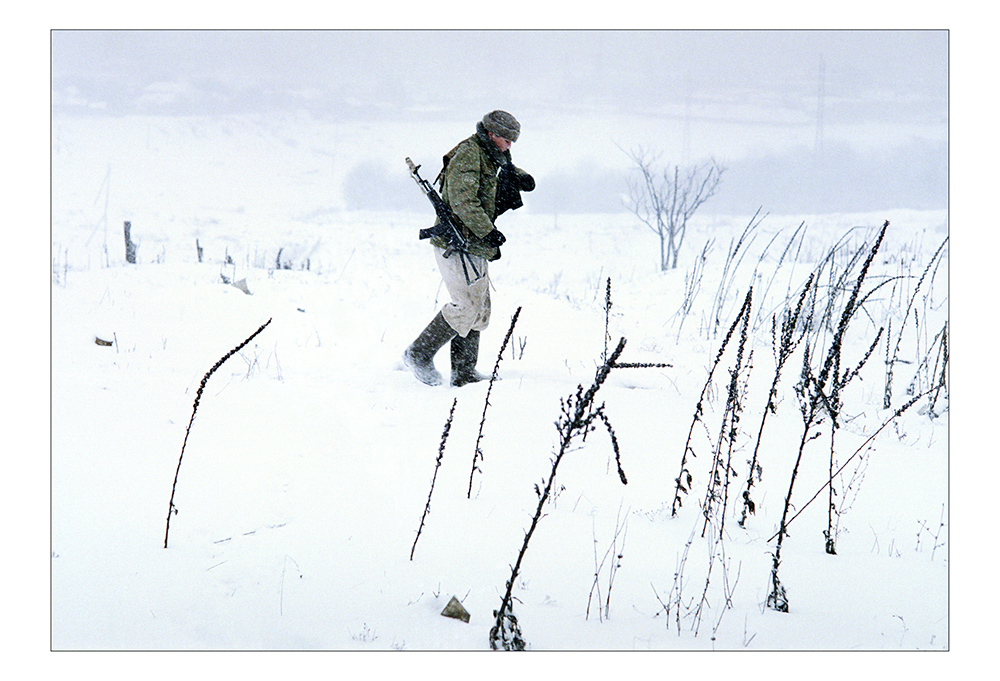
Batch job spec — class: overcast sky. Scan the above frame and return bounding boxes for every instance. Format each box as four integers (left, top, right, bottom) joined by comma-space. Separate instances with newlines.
51, 30, 947, 125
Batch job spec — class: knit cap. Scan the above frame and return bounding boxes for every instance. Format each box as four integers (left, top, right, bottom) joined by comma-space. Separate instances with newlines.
482, 110, 520, 142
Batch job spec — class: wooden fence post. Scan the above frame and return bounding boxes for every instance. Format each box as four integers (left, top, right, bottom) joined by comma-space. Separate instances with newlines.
124, 221, 136, 264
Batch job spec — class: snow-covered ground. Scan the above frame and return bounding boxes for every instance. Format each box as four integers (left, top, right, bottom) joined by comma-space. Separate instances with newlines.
49, 111, 950, 659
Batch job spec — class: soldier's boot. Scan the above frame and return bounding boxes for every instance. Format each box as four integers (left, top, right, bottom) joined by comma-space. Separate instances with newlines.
450, 329, 492, 387
403, 311, 457, 386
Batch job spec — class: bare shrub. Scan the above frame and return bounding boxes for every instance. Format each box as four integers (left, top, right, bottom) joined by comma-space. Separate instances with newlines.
623, 147, 724, 271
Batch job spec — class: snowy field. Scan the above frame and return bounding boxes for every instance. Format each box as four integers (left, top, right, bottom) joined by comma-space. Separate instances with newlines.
49, 111, 951, 660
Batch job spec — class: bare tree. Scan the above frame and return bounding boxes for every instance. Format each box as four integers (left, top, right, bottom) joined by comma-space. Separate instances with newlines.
625, 149, 725, 270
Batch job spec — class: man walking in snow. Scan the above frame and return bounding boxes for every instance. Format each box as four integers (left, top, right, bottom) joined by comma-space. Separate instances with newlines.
404, 110, 534, 387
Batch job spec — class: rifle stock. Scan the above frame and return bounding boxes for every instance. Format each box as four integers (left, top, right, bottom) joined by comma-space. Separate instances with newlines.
406, 157, 468, 253
406, 157, 481, 284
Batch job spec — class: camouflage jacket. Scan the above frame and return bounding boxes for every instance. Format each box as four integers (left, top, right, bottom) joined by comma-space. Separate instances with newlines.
431, 123, 530, 261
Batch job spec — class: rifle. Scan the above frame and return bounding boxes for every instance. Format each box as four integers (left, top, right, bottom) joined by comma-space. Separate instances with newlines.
406, 157, 481, 284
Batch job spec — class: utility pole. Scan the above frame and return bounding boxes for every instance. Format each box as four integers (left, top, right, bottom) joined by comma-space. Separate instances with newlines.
682, 72, 692, 163
815, 55, 826, 157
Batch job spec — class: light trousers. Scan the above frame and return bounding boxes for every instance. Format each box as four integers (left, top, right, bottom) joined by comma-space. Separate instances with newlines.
434, 245, 491, 338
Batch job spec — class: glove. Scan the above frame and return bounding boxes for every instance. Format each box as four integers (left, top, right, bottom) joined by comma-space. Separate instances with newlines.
518, 172, 535, 192
483, 229, 506, 248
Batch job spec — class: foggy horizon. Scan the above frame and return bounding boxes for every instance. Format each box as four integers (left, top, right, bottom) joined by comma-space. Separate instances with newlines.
51, 30, 948, 214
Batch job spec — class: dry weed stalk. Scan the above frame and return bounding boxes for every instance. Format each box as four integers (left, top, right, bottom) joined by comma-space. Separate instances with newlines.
411, 398, 457, 561
710, 532, 741, 643
884, 236, 949, 408
739, 273, 815, 527
824, 327, 883, 554
468, 306, 522, 498
490, 338, 628, 651
768, 222, 888, 609
674, 239, 712, 342
672, 288, 753, 517
603, 277, 670, 369
768, 382, 941, 543
908, 320, 949, 419
825, 444, 870, 555
707, 210, 762, 340
163, 318, 273, 549
691, 518, 720, 636
586, 503, 630, 622
700, 288, 753, 538
657, 523, 697, 635
751, 220, 807, 334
